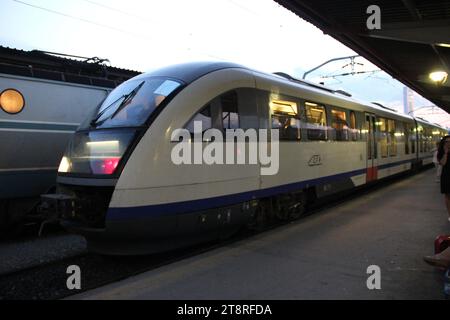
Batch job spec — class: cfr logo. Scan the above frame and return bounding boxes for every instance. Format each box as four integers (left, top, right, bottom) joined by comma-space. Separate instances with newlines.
308, 155, 322, 167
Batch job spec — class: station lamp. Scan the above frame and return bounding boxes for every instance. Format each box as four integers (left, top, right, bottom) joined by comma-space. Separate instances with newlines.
429, 71, 448, 84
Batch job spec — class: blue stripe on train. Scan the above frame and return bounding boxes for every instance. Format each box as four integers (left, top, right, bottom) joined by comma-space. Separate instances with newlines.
106, 167, 367, 221
106, 158, 422, 221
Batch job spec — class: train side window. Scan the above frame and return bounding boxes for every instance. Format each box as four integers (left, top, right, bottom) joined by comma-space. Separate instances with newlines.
305, 102, 327, 141
425, 127, 433, 152
236, 88, 258, 130
404, 122, 410, 155
270, 98, 301, 141
221, 91, 239, 130
410, 125, 416, 154
418, 126, 424, 153
389, 119, 397, 157
330, 108, 349, 141
186, 105, 212, 134
349, 111, 358, 141
378, 118, 388, 158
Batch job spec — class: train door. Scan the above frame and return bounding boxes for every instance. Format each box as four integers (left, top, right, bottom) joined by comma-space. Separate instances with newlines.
366, 113, 378, 182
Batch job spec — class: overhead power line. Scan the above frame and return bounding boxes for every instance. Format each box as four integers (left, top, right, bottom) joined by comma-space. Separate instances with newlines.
79, 0, 150, 22
11, 0, 225, 60
12, 0, 142, 38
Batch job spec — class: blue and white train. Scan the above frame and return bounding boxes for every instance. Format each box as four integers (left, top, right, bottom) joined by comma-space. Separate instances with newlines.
44, 62, 447, 254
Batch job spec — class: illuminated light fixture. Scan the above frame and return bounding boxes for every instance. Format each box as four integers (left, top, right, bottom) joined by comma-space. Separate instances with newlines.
86, 140, 120, 153
394, 132, 404, 137
436, 43, 450, 48
270, 100, 298, 115
100, 157, 120, 175
0, 89, 25, 114
429, 71, 448, 84
58, 156, 71, 173
433, 131, 441, 135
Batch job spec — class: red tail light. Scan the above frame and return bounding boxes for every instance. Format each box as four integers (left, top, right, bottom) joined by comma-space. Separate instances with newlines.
90, 157, 121, 175
101, 157, 120, 175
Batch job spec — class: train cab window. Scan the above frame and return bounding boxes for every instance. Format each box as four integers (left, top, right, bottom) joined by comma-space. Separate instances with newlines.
388, 119, 397, 157
221, 91, 239, 130
305, 102, 327, 141
349, 111, 358, 141
330, 109, 349, 141
270, 99, 301, 141
186, 105, 212, 134
378, 118, 388, 158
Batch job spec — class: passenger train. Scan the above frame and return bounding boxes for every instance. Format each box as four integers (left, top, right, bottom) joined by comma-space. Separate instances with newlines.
0, 47, 139, 233
43, 62, 448, 254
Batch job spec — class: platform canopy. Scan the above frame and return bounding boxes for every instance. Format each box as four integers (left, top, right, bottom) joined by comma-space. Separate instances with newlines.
274, 0, 450, 114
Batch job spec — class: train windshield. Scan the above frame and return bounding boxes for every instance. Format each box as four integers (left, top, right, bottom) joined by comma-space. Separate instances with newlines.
87, 77, 182, 129
58, 129, 136, 176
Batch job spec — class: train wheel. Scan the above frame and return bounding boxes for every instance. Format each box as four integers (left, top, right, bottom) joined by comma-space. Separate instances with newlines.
288, 191, 307, 221
248, 201, 269, 231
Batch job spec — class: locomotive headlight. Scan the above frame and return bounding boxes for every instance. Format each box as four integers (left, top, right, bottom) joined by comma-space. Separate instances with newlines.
58, 156, 71, 173
0, 89, 25, 114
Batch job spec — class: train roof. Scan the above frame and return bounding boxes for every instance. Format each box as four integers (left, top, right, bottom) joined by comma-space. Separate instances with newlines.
134, 61, 446, 130
136, 61, 245, 84
0, 46, 141, 88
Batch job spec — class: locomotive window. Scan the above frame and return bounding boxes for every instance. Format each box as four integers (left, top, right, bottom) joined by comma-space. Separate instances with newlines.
0, 89, 25, 114
221, 91, 239, 130
270, 99, 301, 141
305, 102, 327, 141
186, 105, 212, 134
331, 109, 349, 141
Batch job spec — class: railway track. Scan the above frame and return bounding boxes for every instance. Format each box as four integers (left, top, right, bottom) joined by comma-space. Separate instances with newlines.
0, 169, 424, 300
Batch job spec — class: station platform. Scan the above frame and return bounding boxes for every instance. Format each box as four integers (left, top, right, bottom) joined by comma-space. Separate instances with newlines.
72, 169, 449, 300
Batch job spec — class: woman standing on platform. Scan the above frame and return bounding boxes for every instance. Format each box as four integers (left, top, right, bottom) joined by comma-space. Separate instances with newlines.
437, 135, 450, 222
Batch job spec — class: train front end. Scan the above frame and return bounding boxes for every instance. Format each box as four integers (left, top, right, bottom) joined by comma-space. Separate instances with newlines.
41, 74, 184, 254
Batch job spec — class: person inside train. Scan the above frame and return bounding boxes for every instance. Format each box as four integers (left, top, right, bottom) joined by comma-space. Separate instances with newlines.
437, 135, 450, 222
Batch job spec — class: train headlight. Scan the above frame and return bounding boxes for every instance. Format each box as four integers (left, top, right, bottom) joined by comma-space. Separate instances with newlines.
58, 156, 71, 173
0, 89, 25, 114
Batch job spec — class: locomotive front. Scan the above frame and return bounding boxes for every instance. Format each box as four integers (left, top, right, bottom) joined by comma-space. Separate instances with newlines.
41, 74, 183, 252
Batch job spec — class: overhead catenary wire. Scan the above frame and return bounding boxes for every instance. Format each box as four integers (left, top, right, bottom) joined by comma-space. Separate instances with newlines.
11, 0, 226, 61
79, 0, 150, 22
